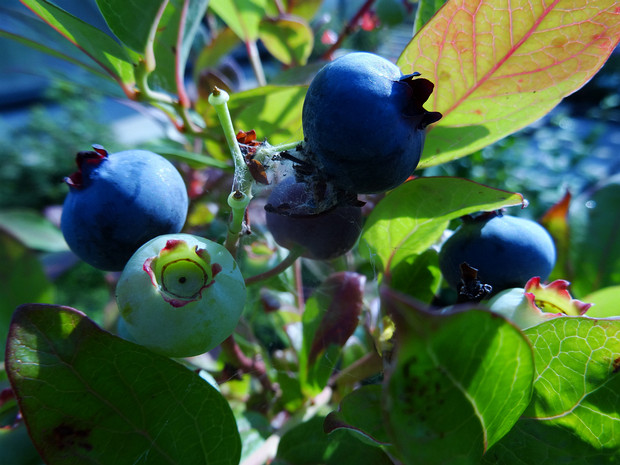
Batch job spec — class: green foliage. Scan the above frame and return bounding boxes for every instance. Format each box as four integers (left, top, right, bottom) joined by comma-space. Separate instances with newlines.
0, 232, 54, 350
0, 86, 111, 210
2, 0, 620, 464
361, 177, 525, 273
20, 0, 136, 89
273, 416, 393, 465
382, 290, 535, 464
569, 177, 620, 297
6, 304, 241, 465
486, 317, 620, 463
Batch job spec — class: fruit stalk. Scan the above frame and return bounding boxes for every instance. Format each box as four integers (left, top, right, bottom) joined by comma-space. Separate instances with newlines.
208, 88, 254, 255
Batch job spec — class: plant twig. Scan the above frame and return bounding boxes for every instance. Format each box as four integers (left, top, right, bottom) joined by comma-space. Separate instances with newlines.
294, 258, 304, 312
246, 40, 267, 86
175, 0, 191, 108
321, 0, 377, 60
244, 247, 304, 286
145, 0, 170, 72
209, 88, 254, 256
220, 335, 278, 394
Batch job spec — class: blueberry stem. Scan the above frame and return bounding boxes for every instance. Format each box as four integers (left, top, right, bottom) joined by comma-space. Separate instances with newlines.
209, 88, 255, 255
225, 191, 251, 254
257, 140, 304, 158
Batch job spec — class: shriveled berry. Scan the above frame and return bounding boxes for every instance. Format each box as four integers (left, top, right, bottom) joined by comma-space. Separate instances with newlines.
265, 178, 362, 260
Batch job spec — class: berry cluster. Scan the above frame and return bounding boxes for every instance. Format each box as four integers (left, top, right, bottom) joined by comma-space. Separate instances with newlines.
60, 145, 245, 357
264, 52, 442, 258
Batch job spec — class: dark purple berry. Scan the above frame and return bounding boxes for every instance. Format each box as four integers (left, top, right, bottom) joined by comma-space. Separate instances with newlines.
265, 178, 362, 260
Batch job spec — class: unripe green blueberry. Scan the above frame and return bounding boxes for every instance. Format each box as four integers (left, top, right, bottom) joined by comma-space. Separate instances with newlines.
115, 233, 246, 358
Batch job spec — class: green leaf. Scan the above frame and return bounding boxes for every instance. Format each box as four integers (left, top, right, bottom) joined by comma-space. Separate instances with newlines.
148, 144, 231, 169
0, 209, 68, 253
209, 0, 267, 41
299, 272, 366, 396
148, 0, 210, 93
389, 248, 442, 304
263, 0, 323, 20
95, 0, 167, 53
360, 177, 525, 273
413, 0, 447, 35
400, 0, 620, 167
19, 0, 136, 89
201, 85, 306, 158
0, 6, 109, 80
324, 384, 392, 447
273, 416, 393, 465
376, 0, 407, 27
382, 289, 535, 464
583, 286, 620, 318
483, 418, 620, 464
6, 304, 241, 465
259, 15, 313, 66
522, 317, 620, 449
485, 316, 620, 463
192, 26, 241, 79
0, 233, 54, 352
568, 179, 620, 297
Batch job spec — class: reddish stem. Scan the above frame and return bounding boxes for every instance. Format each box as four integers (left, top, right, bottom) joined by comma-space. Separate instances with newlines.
320, 0, 377, 61
272, 0, 286, 15
220, 335, 278, 394
175, 0, 191, 108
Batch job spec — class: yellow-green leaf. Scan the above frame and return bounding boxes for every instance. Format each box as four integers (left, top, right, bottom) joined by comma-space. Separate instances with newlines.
259, 15, 314, 66
399, 0, 620, 167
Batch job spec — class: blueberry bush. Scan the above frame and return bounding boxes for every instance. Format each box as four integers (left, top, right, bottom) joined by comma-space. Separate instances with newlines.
1, 1, 620, 464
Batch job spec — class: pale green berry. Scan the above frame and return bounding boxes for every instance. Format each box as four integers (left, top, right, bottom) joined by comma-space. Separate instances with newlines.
116, 233, 246, 357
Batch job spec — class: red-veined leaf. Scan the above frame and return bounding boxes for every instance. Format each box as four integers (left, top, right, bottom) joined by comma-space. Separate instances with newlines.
399, 0, 620, 167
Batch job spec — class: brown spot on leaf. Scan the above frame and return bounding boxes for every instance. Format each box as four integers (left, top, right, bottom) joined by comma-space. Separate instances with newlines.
51, 423, 93, 452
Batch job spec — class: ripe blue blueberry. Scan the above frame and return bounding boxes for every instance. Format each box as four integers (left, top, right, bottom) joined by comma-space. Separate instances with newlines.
438, 212, 557, 294
301, 52, 441, 194
265, 178, 362, 260
61, 145, 188, 271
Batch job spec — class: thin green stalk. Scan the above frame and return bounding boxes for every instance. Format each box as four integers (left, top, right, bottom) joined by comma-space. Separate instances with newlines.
145, 0, 170, 72
246, 40, 267, 86
134, 60, 176, 105
244, 246, 304, 286
208, 88, 253, 256
254, 140, 304, 163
